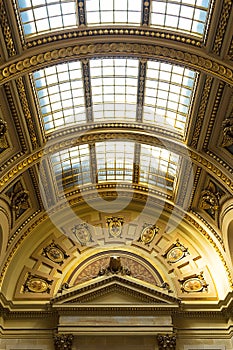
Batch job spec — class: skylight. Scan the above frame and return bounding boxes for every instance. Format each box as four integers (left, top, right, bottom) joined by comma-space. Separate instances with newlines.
18, 0, 211, 38
85, 0, 142, 26
18, 0, 78, 36
49, 140, 180, 194
140, 144, 180, 191
143, 61, 196, 134
90, 58, 139, 121
95, 141, 135, 182
33, 61, 86, 132
150, 0, 210, 36
51, 144, 91, 191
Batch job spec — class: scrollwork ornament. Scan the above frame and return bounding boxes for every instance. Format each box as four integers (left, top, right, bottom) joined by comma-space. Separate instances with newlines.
0, 119, 7, 137
157, 334, 176, 350
54, 333, 74, 350
222, 114, 233, 147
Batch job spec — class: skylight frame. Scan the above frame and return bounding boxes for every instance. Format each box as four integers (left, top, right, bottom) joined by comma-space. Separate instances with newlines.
143, 60, 197, 135
90, 58, 139, 122
33, 61, 86, 133
50, 144, 91, 191
150, 0, 211, 37
85, 0, 142, 26
95, 141, 135, 183
17, 0, 78, 37
139, 144, 180, 192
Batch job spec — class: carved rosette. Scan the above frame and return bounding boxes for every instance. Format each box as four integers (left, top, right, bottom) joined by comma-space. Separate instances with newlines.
157, 334, 176, 350
54, 334, 74, 350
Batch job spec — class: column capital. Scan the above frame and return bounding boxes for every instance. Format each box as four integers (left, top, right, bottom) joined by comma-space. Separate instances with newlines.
156, 334, 176, 350
54, 333, 74, 350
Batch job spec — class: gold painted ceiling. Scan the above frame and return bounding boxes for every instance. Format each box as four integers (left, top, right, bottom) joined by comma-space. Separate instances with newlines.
0, 0, 233, 319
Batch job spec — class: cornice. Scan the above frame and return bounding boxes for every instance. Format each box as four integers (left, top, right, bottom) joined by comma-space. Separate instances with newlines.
0, 40, 233, 86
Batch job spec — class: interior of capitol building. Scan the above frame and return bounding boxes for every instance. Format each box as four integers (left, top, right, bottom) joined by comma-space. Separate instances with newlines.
0, 0, 233, 349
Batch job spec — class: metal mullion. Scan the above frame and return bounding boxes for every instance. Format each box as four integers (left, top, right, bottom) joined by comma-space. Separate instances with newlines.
77, 0, 86, 26
133, 143, 141, 184
136, 59, 147, 122
81, 59, 93, 123
142, 0, 151, 25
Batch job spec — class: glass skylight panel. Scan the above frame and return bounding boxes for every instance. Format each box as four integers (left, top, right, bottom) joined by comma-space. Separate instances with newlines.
90, 58, 139, 121
33, 62, 86, 133
50, 144, 91, 191
18, 0, 77, 36
143, 61, 196, 134
139, 145, 180, 191
150, 0, 210, 36
86, 0, 142, 26
96, 141, 135, 182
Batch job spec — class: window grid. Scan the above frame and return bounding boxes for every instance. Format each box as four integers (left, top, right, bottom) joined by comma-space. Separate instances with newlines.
51, 144, 91, 191
95, 141, 135, 182
139, 144, 179, 191
90, 58, 139, 121
18, 0, 78, 36
85, 0, 142, 26
143, 61, 196, 134
150, 0, 210, 36
33, 61, 86, 133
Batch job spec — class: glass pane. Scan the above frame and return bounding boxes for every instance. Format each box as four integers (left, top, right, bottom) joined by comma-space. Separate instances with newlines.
33, 61, 86, 133
139, 144, 180, 191
18, 0, 77, 36
150, 0, 210, 37
50, 144, 91, 191
96, 141, 134, 182
90, 58, 139, 121
86, 0, 142, 26
143, 61, 197, 135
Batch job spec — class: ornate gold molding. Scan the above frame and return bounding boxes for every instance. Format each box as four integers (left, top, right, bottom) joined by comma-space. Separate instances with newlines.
0, 130, 232, 194
15, 77, 38, 149
26, 27, 202, 49
0, 42, 233, 85
0, 0, 16, 57
54, 334, 73, 350
212, 0, 233, 55
157, 334, 176, 350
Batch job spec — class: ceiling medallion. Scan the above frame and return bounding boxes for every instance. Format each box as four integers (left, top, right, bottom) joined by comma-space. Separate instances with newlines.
179, 272, 208, 293
163, 239, 189, 264
72, 223, 92, 246
139, 224, 159, 244
42, 241, 69, 264
106, 217, 124, 238
23, 273, 52, 293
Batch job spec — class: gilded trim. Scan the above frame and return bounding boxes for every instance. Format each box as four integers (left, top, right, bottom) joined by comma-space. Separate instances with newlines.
0, 42, 233, 85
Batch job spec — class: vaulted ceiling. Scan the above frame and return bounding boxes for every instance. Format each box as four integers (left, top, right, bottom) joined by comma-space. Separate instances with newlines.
0, 0, 233, 316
